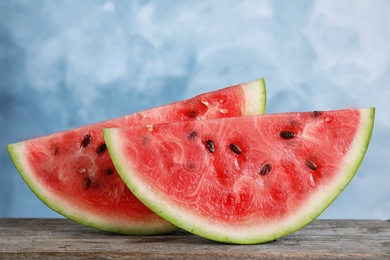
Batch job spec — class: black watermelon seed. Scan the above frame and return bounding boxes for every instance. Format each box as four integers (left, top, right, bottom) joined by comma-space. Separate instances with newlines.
306, 159, 318, 171
106, 168, 114, 175
188, 131, 198, 139
206, 140, 215, 153
81, 133, 93, 147
53, 147, 59, 156
259, 164, 272, 176
97, 143, 107, 154
312, 111, 323, 117
187, 110, 199, 118
280, 131, 295, 139
229, 143, 242, 155
83, 177, 91, 190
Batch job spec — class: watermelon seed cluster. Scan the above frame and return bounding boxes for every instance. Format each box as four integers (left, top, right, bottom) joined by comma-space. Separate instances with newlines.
199, 120, 320, 178
77, 132, 116, 190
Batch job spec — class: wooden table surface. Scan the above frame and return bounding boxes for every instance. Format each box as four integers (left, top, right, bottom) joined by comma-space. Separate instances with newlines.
0, 218, 389, 259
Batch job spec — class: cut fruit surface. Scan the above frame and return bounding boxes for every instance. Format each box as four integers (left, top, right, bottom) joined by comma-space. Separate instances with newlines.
103, 108, 374, 243
7, 78, 267, 235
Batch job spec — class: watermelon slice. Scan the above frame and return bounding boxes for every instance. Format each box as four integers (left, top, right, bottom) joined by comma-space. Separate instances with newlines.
103, 108, 375, 244
7, 78, 267, 235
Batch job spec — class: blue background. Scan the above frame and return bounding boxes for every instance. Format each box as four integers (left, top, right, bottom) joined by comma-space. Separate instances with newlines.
1, 0, 389, 219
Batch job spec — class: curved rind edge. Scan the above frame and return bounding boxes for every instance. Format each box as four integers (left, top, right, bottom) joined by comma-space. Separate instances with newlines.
6, 141, 178, 235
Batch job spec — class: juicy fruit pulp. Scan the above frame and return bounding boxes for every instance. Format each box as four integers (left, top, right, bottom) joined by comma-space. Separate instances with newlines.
7, 78, 267, 235
104, 108, 375, 244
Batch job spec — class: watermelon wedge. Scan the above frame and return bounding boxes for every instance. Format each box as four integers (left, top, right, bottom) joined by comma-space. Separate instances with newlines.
7, 78, 267, 235
103, 108, 375, 244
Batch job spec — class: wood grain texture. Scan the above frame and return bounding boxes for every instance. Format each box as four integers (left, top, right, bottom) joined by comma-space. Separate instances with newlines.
0, 218, 389, 259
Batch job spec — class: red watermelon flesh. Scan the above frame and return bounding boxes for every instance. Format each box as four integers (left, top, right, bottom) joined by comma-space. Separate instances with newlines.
103, 108, 375, 243
7, 78, 266, 235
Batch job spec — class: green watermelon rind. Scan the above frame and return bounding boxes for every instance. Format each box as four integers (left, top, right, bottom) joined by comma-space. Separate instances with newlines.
104, 107, 375, 244
6, 78, 267, 235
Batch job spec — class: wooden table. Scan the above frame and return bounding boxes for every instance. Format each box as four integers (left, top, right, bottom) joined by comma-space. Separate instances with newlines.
0, 218, 389, 259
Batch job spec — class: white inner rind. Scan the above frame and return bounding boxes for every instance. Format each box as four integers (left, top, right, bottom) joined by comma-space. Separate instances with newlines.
105, 108, 375, 244
243, 78, 267, 115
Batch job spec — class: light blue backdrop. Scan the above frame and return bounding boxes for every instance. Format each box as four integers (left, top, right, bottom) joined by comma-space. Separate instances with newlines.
1, 0, 389, 219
